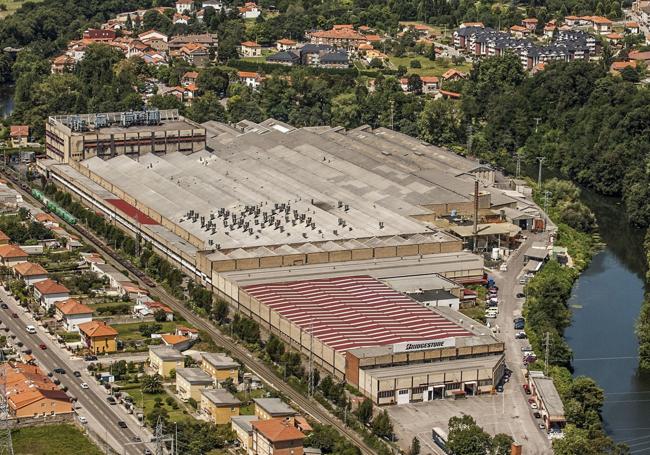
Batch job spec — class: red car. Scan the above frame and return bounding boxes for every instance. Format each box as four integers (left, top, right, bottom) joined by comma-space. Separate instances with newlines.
39, 343, 47, 350
11, 313, 18, 318
523, 384, 531, 394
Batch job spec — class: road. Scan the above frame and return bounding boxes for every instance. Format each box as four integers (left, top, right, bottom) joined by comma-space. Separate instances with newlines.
490, 232, 552, 453
0, 287, 154, 455
4, 171, 378, 455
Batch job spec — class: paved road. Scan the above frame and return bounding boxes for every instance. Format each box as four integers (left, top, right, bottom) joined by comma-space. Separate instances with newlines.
490, 233, 552, 454
0, 288, 154, 455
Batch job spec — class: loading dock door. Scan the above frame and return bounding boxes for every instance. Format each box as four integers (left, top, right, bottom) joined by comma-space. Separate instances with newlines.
397, 389, 410, 405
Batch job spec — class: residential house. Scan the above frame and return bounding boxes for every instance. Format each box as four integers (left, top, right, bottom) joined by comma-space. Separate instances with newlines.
436, 89, 461, 100
201, 388, 242, 424
2, 363, 73, 418
149, 345, 184, 378
421, 76, 440, 94
252, 419, 305, 455
133, 299, 174, 320
12, 262, 48, 286
231, 415, 258, 452
276, 39, 297, 51
161, 334, 191, 351
9, 126, 29, 148
266, 51, 300, 66
239, 2, 261, 19
173, 13, 190, 25
78, 320, 118, 354
629, 50, 650, 65
510, 25, 531, 38
544, 23, 557, 39
55, 298, 93, 332
33, 279, 69, 309
51, 55, 75, 74
442, 68, 467, 81
319, 51, 349, 68
610, 60, 637, 74
240, 41, 262, 57
34, 212, 58, 228
139, 30, 169, 52
238, 71, 263, 90
127, 40, 151, 59
590, 16, 613, 34
176, 0, 194, 14
201, 352, 239, 384
175, 325, 199, 340
309, 27, 367, 49
181, 43, 210, 66
522, 18, 538, 31
82, 29, 117, 42
202, 0, 225, 11
90, 262, 130, 293
626, 21, 640, 34
254, 398, 296, 421
168, 34, 217, 52
606, 32, 624, 44
182, 71, 199, 87
176, 367, 214, 401
0, 231, 8, 245
0, 244, 27, 266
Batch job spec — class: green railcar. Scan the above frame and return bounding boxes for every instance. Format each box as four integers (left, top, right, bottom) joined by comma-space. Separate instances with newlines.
31, 188, 77, 225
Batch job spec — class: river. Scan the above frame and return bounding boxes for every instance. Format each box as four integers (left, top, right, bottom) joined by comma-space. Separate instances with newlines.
565, 190, 650, 446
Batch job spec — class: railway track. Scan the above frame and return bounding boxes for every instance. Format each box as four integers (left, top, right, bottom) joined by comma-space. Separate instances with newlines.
7, 170, 378, 455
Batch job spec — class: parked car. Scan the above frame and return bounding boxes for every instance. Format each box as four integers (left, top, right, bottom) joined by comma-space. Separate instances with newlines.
78, 416, 87, 424
106, 396, 116, 405
39, 343, 47, 350
539, 423, 546, 430
81, 383, 89, 389
53, 378, 61, 385
534, 411, 542, 419
73, 371, 81, 377
515, 331, 527, 339
523, 384, 531, 394
11, 313, 18, 318
25, 325, 36, 334
516, 292, 526, 298
53, 368, 66, 374
117, 421, 127, 429
531, 403, 539, 409
0, 304, 7, 309
496, 385, 503, 392
84, 355, 97, 361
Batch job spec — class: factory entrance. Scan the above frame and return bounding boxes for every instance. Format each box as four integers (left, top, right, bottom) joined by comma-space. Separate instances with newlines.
424, 385, 445, 401
463, 381, 477, 396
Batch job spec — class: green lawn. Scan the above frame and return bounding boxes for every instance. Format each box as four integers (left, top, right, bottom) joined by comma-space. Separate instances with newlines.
387, 55, 472, 77
236, 388, 267, 415
119, 383, 189, 423
114, 321, 179, 341
12, 424, 103, 455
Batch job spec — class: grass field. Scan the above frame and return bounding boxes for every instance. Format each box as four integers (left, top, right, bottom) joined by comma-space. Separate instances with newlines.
114, 321, 178, 341
12, 424, 103, 455
387, 55, 472, 77
119, 383, 189, 422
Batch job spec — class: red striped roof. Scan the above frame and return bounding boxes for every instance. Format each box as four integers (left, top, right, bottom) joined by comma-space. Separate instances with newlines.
105, 199, 159, 225
243, 276, 471, 353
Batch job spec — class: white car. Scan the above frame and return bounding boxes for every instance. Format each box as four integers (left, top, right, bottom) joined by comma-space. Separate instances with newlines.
25, 325, 36, 334
531, 403, 539, 409
78, 416, 87, 424
80, 383, 89, 389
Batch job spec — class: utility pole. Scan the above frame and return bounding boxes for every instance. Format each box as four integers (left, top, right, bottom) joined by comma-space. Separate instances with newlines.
155, 417, 164, 455
515, 153, 521, 178
543, 191, 552, 232
536, 156, 546, 189
389, 100, 394, 130
467, 124, 473, 155
544, 331, 550, 376
534, 117, 541, 133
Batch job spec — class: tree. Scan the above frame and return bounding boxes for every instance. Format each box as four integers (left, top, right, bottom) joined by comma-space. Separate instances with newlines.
407, 74, 423, 95
211, 299, 229, 324
491, 433, 513, 455
355, 398, 373, 424
153, 308, 168, 322
427, 44, 436, 61
370, 410, 393, 439
281, 351, 304, 378
142, 374, 163, 394
147, 406, 169, 426
369, 58, 383, 68
265, 334, 285, 362
221, 377, 238, 394
196, 67, 229, 96
410, 59, 422, 68
409, 436, 421, 455
418, 98, 463, 145
446, 415, 492, 455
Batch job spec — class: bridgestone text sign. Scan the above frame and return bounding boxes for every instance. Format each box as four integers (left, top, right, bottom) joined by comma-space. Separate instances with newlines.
393, 337, 456, 353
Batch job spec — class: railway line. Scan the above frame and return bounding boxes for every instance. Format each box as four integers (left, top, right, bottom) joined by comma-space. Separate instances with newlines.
5, 169, 378, 455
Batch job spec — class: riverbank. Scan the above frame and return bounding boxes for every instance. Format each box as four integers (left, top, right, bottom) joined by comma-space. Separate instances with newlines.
526, 180, 627, 453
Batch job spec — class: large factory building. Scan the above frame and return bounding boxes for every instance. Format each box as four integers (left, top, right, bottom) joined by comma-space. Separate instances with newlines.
38, 114, 518, 404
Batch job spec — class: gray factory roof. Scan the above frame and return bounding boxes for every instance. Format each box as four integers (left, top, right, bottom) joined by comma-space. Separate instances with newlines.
360, 352, 503, 380
381, 274, 461, 293
254, 398, 296, 416
530, 373, 565, 420
222, 251, 483, 287
176, 367, 213, 384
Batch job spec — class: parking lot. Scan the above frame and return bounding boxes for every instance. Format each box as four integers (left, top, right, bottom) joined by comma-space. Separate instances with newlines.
388, 382, 552, 455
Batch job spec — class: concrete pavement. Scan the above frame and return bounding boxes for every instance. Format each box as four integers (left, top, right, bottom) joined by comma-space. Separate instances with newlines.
0, 287, 154, 455
490, 232, 552, 454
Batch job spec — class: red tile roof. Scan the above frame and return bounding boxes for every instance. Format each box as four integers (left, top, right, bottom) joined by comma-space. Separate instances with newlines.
12, 262, 48, 277
243, 276, 471, 354
0, 230, 9, 242
0, 244, 27, 259
253, 418, 305, 443
55, 298, 93, 315
78, 321, 118, 338
241, 41, 261, 47
9, 126, 28, 138
34, 279, 69, 295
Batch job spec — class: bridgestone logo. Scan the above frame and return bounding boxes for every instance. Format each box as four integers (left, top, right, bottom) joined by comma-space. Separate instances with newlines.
405, 341, 445, 351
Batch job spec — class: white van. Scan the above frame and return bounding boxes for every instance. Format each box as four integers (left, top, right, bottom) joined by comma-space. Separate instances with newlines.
25, 325, 36, 334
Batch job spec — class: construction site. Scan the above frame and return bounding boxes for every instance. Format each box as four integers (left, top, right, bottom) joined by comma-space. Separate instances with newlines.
37, 112, 536, 404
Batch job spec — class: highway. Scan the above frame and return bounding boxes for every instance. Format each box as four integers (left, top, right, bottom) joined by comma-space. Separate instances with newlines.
0, 288, 154, 455
2, 171, 378, 454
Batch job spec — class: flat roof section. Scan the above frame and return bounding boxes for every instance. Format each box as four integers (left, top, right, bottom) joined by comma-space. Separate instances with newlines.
242, 275, 472, 353
105, 199, 159, 225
